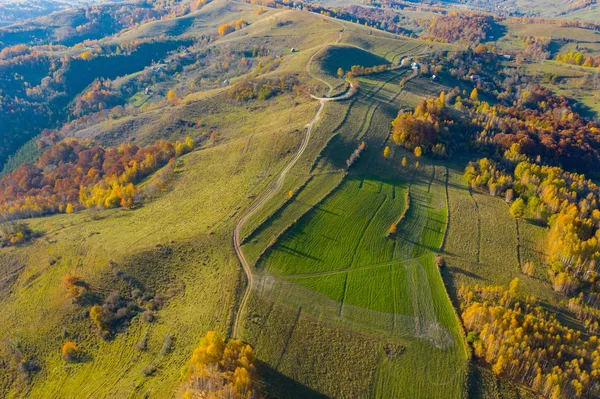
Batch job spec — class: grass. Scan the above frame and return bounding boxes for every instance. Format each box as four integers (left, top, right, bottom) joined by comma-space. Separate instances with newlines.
313, 45, 390, 77
6, 5, 581, 398
238, 65, 468, 397
0, 71, 316, 397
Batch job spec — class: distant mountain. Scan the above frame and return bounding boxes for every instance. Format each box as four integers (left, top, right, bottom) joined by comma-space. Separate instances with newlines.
0, 0, 119, 25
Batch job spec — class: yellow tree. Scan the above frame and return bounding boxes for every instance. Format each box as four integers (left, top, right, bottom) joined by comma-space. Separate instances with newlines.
383, 146, 391, 158
65, 203, 74, 214
167, 90, 179, 105
414, 146, 422, 157
80, 51, 94, 61
509, 197, 525, 218
470, 88, 479, 102
337, 68, 344, 79
401, 157, 407, 167
62, 341, 79, 362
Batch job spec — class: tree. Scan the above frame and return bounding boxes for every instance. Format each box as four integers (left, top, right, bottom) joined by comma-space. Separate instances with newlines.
80, 51, 94, 61
508, 277, 520, 297
386, 223, 397, 237
414, 146, 422, 157
288, 190, 294, 199
64, 273, 86, 302
470, 88, 479, 102
182, 331, 259, 398
475, 44, 486, 54
337, 68, 344, 79
383, 146, 391, 158
435, 255, 446, 268
90, 305, 108, 331
415, 161, 420, 168
439, 91, 446, 107
401, 157, 407, 167
62, 341, 79, 362
521, 261, 535, 277
509, 197, 525, 218
65, 203, 74, 214
167, 90, 179, 105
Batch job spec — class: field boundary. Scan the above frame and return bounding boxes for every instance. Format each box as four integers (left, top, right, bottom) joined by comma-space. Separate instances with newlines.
253, 172, 348, 269
240, 175, 315, 245
231, 18, 347, 339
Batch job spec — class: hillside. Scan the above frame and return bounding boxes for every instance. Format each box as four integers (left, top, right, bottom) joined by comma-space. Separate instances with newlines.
1, 0, 600, 398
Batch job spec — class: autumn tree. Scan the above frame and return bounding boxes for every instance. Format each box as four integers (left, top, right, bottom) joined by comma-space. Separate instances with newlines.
386, 223, 397, 237
167, 90, 179, 105
181, 331, 260, 398
469, 88, 479, 101
337, 67, 344, 79
80, 51, 95, 61
401, 157, 407, 167
383, 146, 391, 158
414, 146, 422, 157
90, 305, 109, 332
509, 197, 525, 218
64, 273, 87, 302
62, 341, 80, 362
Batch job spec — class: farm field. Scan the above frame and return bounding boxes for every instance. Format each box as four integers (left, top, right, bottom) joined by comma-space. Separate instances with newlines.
237, 60, 469, 397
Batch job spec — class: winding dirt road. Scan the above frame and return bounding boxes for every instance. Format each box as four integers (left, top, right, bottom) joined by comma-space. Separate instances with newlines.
231, 20, 346, 339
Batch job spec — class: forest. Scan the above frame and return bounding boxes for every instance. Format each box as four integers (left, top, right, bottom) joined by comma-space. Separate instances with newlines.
0, 137, 194, 220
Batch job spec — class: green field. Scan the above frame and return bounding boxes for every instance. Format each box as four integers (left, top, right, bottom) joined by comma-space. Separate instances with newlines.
235, 56, 469, 396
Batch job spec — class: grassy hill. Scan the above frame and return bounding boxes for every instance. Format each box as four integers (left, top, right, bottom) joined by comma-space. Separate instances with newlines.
2, 0, 594, 397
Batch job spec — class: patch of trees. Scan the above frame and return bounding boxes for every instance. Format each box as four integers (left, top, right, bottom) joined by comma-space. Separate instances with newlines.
72, 79, 121, 117
556, 51, 600, 68
520, 36, 551, 60
504, 16, 600, 31
0, 221, 34, 247
391, 93, 454, 157
449, 83, 600, 177
464, 151, 600, 304
0, 36, 191, 169
425, 14, 496, 44
459, 280, 600, 398
64, 262, 165, 340
347, 141, 366, 168
217, 19, 248, 36
349, 64, 393, 77
0, 137, 194, 221
181, 331, 260, 399
229, 75, 304, 101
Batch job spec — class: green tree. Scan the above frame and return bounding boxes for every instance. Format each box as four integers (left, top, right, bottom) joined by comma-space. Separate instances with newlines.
509, 198, 525, 218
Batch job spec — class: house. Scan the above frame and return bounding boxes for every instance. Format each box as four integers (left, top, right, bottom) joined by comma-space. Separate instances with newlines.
411, 62, 420, 70
470, 74, 482, 82
431, 74, 438, 81
290, 48, 295, 53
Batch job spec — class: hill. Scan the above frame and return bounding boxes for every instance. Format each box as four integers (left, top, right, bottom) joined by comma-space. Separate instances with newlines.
1, 0, 600, 398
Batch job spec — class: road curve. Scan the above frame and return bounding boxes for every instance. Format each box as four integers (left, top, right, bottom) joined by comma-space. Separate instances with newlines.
231, 20, 346, 339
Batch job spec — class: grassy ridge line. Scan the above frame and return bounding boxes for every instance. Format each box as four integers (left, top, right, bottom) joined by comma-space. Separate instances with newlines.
308, 98, 357, 173
240, 175, 315, 245
231, 18, 347, 339
253, 172, 348, 273
440, 165, 451, 252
